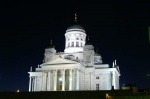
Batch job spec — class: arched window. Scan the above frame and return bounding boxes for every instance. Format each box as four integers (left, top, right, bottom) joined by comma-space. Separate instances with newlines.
76, 42, 79, 47
68, 42, 70, 47
71, 42, 74, 47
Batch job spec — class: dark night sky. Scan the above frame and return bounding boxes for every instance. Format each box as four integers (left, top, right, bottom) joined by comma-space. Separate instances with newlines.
1, 1, 150, 92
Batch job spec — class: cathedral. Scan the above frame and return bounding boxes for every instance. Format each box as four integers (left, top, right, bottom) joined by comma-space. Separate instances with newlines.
28, 15, 120, 91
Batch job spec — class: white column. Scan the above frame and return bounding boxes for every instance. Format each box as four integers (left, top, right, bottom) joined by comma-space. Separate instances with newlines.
34, 77, 37, 91
69, 69, 72, 90
29, 76, 31, 92
53, 69, 57, 91
47, 71, 51, 91
32, 77, 34, 91
80, 71, 82, 90
113, 71, 115, 89
76, 69, 79, 90
42, 72, 45, 91
43, 73, 46, 91
62, 69, 65, 91
110, 72, 112, 90
46, 72, 49, 91
91, 73, 93, 90
41, 72, 44, 91
72, 69, 74, 90
79, 70, 81, 90
82, 71, 84, 90
83, 71, 85, 90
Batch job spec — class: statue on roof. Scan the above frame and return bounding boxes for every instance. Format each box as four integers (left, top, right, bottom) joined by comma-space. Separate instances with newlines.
30, 66, 32, 72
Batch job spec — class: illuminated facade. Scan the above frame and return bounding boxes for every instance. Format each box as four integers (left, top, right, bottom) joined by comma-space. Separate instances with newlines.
28, 23, 120, 92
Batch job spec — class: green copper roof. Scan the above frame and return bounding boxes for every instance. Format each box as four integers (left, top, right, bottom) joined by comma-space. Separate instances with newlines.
95, 48, 100, 56
67, 24, 84, 30
85, 41, 92, 45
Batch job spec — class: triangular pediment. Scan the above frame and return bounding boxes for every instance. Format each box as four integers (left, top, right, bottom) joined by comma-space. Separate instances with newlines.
41, 57, 79, 66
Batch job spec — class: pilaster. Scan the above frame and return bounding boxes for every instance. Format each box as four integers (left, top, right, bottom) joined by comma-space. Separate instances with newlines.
29, 76, 32, 92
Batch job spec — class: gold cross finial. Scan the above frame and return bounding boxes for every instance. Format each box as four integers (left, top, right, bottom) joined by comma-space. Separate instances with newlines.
75, 13, 77, 22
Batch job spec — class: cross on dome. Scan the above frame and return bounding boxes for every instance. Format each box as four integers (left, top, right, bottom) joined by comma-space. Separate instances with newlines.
75, 13, 77, 22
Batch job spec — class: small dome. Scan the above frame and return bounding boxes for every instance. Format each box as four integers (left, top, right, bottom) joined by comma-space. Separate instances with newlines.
85, 36, 92, 45
85, 41, 92, 45
95, 52, 100, 56
94, 48, 100, 56
47, 44, 55, 48
67, 24, 84, 30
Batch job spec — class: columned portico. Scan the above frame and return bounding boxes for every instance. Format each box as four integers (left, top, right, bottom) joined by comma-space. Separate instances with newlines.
28, 20, 121, 92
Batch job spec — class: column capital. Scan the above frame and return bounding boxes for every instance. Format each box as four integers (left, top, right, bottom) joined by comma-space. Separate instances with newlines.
74, 68, 80, 72
69, 68, 72, 71
53, 69, 57, 73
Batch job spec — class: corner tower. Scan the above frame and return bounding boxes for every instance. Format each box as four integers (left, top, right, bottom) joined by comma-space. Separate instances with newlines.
64, 14, 87, 53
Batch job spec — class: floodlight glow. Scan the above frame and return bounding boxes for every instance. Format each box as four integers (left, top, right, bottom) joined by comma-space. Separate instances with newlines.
17, 90, 20, 92
59, 78, 62, 81
70, 77, 72, 80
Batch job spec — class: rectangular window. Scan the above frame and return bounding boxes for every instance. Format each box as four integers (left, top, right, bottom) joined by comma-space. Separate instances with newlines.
81, 42, 82, 47
96, 76, 99, 79
71, 42, 74, 47
86, 55, 90, 63
96, 84, 99, 90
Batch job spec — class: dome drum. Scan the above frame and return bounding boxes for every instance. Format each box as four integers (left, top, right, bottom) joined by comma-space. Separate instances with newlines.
64, 24, 86, 53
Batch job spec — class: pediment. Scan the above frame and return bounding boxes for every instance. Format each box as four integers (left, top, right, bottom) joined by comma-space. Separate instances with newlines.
41, 57, 78, 66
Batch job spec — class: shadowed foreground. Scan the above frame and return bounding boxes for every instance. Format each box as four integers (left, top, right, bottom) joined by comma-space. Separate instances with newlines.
0, 90, 150, 99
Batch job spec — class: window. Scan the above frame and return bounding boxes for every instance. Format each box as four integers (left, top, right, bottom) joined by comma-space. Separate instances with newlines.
68, 42, 70, 47
81, 42, 82, 47
96, 76, 99, 79
86, 55, 90, 63
76, 38, 79, 40
96, 84, 99, 90
81, 38, 83, 41
76, 42, 79, 47
71, 42, 74, 47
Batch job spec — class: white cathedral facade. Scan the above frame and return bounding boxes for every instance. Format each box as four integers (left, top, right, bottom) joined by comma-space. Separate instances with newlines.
28, 23, 120, 92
